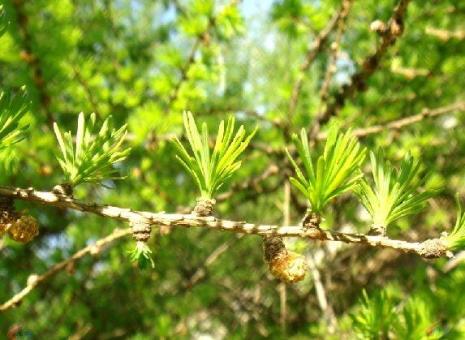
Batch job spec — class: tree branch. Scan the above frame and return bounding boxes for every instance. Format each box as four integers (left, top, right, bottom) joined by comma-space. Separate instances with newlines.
0, 227, 131, 312
318, 0, 353, 107
320, 0, 412, 124
346, 100, 465, 138
425, 27, 465, 41
310, 100, 465, 140
287, 8, 341, 120
0, 186, 453, 260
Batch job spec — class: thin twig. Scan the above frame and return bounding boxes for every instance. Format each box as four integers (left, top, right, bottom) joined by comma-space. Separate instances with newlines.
319, 0, 412, 126
425, 27, 465, 41
287, 9, 341, 120
165, 1, 239, 109
0, 186, 453, 259
273, 100, 463, 153
341, 100, 465, 139
0, 228, 131, 311
185, 235, 242, 288
308, 254, 337, 331
72, 66, 101, 118
318, 0, 353, 108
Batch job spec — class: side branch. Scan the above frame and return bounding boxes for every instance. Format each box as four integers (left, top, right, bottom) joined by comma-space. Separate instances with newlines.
315, 100, 465, 140
0, 186, 451, 259
321, 0, 411, 122
0, 227, 131, 312
287, 8, 341, 119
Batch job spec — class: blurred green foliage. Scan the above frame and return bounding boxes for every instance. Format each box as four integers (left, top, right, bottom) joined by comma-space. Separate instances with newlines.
0, 0, 465, 338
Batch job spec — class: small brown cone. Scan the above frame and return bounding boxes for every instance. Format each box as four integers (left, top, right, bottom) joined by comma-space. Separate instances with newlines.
8, 214, 39, 243
263, 236, 307, 283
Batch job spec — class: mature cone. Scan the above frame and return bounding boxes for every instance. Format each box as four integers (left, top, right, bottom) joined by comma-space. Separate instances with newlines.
8, 214, 39, 243
263, 236, 307, 283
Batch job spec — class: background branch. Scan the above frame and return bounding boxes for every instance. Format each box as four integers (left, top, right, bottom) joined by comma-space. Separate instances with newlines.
0, 227, 131, 312
320, 0, 412, 124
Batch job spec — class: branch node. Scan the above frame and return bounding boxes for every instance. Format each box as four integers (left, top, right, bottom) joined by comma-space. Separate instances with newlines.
301, 210, 321, 229
131, 220, 152, 243
370, 20, 387, 34
193, 198, 216, 217
418, 238, 448, 259
26, 274, 39, 286
52, 183, 74, 197
367, 224, 387, 237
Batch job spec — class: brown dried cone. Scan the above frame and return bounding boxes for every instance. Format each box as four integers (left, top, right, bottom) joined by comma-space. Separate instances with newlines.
193, 198, 216, 217
8, 215, 39, 243
263, 235, 308, 283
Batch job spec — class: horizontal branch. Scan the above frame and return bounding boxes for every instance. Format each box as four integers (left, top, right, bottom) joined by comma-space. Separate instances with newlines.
0, 186, 452, 260
0, 227, 130, 312
425, 27, 465, 41
316, 100, 465, 140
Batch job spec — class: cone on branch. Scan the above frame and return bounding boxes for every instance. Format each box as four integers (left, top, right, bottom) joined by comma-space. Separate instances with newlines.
8, 215, 39, 243
263, 236, 307, 283
0, 196, 39, 243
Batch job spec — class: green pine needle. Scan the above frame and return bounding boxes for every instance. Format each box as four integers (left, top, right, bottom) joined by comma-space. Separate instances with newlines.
351, 289, 396, 339
356, 151, 435, 230
286, 126, 366, 214
393, 296, 442, 339
352, 289, 442, 339
0, 5, 9, 37
128, 241, 155, 269
446, 195, 465, 252
53, 112, 130, 186
172, 111, 257, 199
0, 88, 29, 150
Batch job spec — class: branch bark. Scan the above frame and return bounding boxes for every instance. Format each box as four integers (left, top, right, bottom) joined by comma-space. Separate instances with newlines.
311, 100, 464, 140
0, 186, 452, 259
